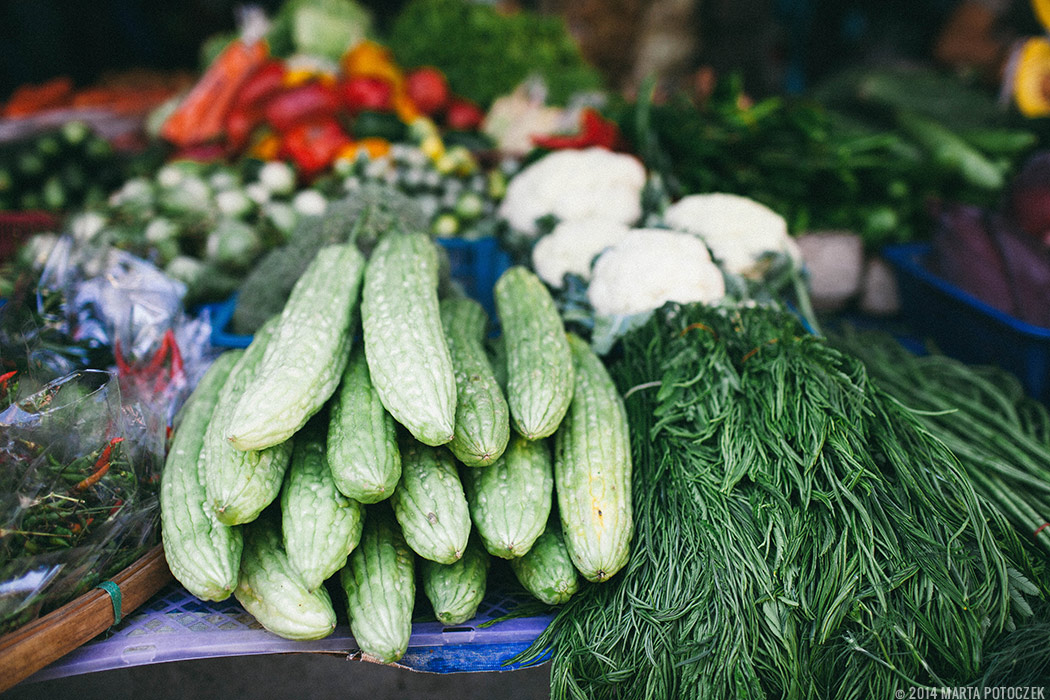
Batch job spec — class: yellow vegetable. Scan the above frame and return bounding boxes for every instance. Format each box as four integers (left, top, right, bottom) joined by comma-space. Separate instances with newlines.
1012, 37, 1050, 118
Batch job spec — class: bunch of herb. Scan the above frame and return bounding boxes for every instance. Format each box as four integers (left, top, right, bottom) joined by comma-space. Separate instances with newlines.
514, 303, 1043, 698
609, 75, 1031, 248
830, 326, 1050, 561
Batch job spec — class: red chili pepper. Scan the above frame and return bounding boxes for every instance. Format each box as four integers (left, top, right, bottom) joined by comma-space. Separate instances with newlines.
279, 118, 352, 179
263, 82, 341, 133
532, 107, 621, 151
0, 370, 16, 391
444, 97, 484, 131
339, 76, 394, 113
74, 437, 124, 492
233, 59, 287, 113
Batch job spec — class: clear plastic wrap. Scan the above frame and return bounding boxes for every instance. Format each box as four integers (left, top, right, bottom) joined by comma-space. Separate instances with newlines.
0, 368, 165, 634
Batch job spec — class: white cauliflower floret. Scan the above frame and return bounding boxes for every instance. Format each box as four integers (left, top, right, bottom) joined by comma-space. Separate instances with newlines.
498, 147, 646, 236
587, 228, 726, 316
663, 193, 802, 279
531, 218, 631, 288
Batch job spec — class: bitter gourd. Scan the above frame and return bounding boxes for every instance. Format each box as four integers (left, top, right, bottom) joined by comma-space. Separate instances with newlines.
226, 243, 365, 451
421, 535, 490, 626
493, 266, 574, 440
202, 319, 294, 526
440, 297, 509, 467
326, 346, 401, 503
509, 520, 579, 605
340, 507, 416, 664
281, 423, 365, 591
361, 233, 456, 447
389, 440, 471, 564
461, 434, 552, 559
554, 333, 633, 583
235, 515, 338, 641
161, 351, 243, 601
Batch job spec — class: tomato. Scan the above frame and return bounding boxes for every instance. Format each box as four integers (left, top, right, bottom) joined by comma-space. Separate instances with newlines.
404, 66, 450, 116
444, 97, 485, 131
339, 76, 394, 113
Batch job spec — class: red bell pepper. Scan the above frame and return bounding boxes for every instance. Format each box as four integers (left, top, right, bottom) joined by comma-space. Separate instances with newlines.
226, 105, 262, 153
263, 81, 341, 133
280, 118, 352, 179
339, 76, 394, 113
532, 107, 621, 151
233, 59, 287, 113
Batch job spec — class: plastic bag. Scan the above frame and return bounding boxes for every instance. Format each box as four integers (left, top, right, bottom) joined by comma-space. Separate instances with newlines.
0, 369, 165, 634
34, 232, 221, 422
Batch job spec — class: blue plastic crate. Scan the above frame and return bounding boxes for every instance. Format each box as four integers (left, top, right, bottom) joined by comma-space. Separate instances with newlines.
882, 243, 1050, 402
24, 581, 552, 683
203, 237, 512, 349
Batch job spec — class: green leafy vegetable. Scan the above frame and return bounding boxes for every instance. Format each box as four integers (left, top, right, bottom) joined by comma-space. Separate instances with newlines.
387, 0, 602, 108
514, 303, 1042, 699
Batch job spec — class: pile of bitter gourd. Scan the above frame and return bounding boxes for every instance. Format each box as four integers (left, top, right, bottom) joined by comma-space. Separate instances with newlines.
159, 232, 632, 663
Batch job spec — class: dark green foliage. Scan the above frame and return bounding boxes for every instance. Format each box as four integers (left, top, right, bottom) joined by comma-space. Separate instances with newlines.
387, 0, 603, 108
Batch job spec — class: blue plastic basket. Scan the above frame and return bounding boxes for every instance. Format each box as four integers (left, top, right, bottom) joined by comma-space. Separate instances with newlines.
24, 580, 552, 683
203, 237, 512, 349
882, 243, 1050, 402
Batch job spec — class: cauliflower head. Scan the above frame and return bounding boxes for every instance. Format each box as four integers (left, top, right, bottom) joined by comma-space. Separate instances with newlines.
587, 228, 726, 316
663, 193, 801, 279
498, 147, 646, 236
531, 218, 632, 288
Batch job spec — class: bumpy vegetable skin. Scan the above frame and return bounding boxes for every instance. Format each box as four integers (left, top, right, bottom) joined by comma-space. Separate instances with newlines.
494, 266, 574, 440
161, 351, 243, 601
227, 243, 365, 451
421, 535, 490, 625
326, 347, 402, 503
554, 333, 632, 582
281, 426, 365, 591
461, 434, 552, 559
235, 517, 338, 641
389, 441, 471, 564
340, 508, 416, 664
202, 319, 294, 526
440, 297, 509, 467
509, 520, 579, 605
362, 233, 457, 446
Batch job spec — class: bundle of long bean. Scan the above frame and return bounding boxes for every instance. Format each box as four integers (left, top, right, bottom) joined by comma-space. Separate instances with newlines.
830, 328, 1050, 557
514, 303, 1043, 699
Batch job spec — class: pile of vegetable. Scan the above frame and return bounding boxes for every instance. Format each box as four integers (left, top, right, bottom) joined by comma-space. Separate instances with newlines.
514, 301, 1048, 698
160, 226, 633, 661
611, 73, 1038, 248
0, 121, 131, 213
84, 158, 329, 306
164, 16, 492, 181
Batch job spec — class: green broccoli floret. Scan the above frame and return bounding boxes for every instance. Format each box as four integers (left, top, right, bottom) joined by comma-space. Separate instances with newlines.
230, 183, 428, 335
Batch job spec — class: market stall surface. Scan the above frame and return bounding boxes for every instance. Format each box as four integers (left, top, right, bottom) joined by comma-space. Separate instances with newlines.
2, 655, 551, 699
